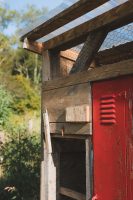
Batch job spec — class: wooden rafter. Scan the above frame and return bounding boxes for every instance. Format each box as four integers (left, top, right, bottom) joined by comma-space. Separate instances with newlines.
43, 1, 133, 51
20, 0, 109, 41
70, 30, 108, 73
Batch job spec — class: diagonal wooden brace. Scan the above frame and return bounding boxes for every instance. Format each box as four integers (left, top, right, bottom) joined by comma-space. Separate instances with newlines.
70, 30, 108, 74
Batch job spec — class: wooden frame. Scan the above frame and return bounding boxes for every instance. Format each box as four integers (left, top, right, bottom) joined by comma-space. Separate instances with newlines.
20, 0, 109, 41
43, 1, 133, 50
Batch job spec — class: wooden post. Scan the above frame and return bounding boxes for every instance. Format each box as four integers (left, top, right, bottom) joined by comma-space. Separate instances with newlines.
41, 51, 61, 200
42, 50, 61, 81
86, 138, 92, 200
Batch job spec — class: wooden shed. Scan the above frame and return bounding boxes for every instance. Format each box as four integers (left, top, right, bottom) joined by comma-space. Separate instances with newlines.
20, 1, 133, 200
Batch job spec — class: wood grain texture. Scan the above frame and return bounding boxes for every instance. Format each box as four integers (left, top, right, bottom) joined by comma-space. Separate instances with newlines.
50, 122, 91, 135
60, 50, 78, 77
43, 83, 91, 123
86, 138, 92, 200
60, 57, 75, 76
20, 0, 108, 41
60, 187, 86, 200
70, 30, 107, 73
23, 39, 133, 68
43, 109, 52, 154
60, 49, 78, 61
23, 38, 43, 54
43, 1, 133, 50
43, 59, 133, 91
96, 41, 133, 66
66, 105, 90, 123
42, 50, 61, 81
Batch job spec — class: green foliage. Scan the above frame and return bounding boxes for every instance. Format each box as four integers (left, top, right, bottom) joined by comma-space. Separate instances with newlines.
11, 75, 40, 113
0, 86, 12, 128
0, 129, 41, 200
12, 47, 42, 84
0, 2, 17, 30
0, 75, 40, 114
0, 3, 46, 199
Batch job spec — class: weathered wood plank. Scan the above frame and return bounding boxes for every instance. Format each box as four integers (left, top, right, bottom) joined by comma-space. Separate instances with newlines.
51, 134, 88, 140
43, 109, 52, 154
43, 83, 91, 123
44, 151, 56, 200
66, 105, 90, 123
50, 122, 91, 135
60, 187, 86, 200
70, 30, 107, 73
20, 0, 108, 41
43, 1, 133, 50
43, 59, 133, 91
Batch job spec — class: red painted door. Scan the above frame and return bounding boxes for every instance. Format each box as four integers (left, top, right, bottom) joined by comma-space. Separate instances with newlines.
92, 75, 133, 200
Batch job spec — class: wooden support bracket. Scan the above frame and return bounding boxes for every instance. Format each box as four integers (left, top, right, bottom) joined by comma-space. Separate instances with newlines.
70, 30, 108, 73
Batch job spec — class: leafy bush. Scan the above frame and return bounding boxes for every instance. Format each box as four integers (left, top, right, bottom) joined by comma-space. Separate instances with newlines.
0, 86, 12, 128
0, 75, 40, 114
0, 129, 41, 200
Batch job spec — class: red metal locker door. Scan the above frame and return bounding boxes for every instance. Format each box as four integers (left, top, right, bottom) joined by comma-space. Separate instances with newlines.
92, 75, 133, 200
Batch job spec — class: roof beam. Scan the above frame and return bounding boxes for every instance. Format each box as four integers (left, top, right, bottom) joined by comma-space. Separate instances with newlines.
23, 39, 133, 68
43, 1, 133, 51
20, 0, 109, 41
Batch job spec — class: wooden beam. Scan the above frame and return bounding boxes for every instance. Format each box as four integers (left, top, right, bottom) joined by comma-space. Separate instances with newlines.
20, 0, 109, 41
43, 1, 133, 50
50, 123, 91, 136
96, 41, 133, 66
43, 59, 133, 91
59, 187, 86, 200
70, 30, 107, 73
24, 39, 133, 68
23, 38, 43, 54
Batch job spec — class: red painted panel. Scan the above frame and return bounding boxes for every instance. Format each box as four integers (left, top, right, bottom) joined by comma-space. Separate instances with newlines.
92, 75, 133, 200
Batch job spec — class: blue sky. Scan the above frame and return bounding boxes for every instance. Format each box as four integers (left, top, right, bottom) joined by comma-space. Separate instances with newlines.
5, 0, 64, 11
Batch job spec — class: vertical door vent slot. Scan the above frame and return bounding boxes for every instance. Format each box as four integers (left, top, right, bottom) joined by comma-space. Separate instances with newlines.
100, 95, 116, 125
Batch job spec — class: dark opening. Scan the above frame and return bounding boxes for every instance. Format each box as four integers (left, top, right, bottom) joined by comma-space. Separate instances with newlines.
52, 138, 86, 200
